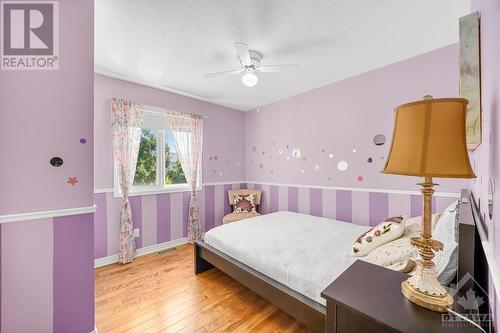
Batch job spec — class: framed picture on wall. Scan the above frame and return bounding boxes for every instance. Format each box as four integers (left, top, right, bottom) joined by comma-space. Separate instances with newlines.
459, 11, 481, 150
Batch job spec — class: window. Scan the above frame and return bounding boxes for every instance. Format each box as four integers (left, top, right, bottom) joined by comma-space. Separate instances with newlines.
134, 128, 158, 187
164, 130, 187, 185
114, 109, 199, 196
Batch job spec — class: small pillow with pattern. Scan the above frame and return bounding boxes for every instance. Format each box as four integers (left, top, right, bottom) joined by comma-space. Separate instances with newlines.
403, 213, 442, 236
351, 215, 406, 257
233, 193, 257, 213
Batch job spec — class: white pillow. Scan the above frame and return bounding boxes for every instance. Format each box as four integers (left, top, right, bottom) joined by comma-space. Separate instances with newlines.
433, 200, 460, 284
360, 232, 419, 267
403, 213, 442, 236
351, 216, 406, 257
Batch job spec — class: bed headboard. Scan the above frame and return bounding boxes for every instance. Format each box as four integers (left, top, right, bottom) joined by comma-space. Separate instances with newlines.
457, 189, 491, 332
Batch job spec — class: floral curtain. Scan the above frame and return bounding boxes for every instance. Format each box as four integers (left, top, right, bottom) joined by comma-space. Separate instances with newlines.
111, 98, 144, 264
168, 111, 204, 242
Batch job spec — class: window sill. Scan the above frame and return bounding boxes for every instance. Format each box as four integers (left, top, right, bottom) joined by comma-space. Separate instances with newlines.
113, 185, 201, 198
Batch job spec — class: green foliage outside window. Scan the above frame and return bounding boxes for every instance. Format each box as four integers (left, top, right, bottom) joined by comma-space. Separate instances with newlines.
133, 128, 187, 186
134, 129, 157, 186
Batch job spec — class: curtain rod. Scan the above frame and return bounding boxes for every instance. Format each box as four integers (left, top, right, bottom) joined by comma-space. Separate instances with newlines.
111, 98, 208, 119
144, 104, 208, 119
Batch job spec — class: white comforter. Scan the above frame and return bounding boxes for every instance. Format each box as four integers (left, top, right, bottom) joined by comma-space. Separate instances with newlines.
204, 211, 371, 305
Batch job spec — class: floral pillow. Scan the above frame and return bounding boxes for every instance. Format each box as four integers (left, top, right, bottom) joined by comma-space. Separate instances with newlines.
351, 215, 406, 257
233, 193, 257, 213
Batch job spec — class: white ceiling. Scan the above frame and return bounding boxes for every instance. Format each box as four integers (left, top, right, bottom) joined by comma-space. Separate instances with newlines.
95, 0, 471, 111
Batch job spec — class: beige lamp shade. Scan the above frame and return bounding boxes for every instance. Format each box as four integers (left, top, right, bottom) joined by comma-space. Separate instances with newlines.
381, 98, 476, 178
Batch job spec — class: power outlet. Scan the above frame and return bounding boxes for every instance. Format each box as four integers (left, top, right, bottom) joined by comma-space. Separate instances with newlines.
133, 228, 140, 238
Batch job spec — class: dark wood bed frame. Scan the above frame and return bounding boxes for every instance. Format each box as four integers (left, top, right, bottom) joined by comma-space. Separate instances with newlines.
194, 189, 490, 333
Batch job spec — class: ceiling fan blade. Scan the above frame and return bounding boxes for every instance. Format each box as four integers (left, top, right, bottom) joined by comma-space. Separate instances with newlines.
203, 68, 242, 78
259, 64, 300, 73
234, 42, 252, 66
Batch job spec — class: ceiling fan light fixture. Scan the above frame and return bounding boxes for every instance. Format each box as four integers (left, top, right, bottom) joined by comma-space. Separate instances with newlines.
242, 72, 258, 87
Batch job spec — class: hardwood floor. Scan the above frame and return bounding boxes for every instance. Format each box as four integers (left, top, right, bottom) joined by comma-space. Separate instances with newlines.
95, 244, 311, 333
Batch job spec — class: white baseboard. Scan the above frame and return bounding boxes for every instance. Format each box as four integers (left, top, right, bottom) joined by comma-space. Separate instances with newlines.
90, 327, 98, 333
94, 237, 188, 268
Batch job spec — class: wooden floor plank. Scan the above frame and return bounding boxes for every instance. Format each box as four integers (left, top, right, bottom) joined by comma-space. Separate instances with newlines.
95, 244, 311, 333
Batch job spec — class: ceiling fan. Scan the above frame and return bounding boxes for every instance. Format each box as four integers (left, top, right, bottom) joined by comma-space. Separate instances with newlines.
204, 42, 300, 87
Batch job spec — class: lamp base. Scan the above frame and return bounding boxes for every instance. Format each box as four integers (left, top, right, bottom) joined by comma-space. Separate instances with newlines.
400, 177, 454, 312
402, 270, 453, 312
401, 237, 454, 312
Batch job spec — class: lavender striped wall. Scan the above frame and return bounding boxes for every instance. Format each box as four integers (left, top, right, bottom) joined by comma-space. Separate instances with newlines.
94, 183, 246, 259
247, 183, 457, 226
0, 214, 94, 333
94, 182, 458, 261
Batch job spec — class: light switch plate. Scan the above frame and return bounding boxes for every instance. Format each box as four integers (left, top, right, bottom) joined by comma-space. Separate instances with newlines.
133, 228, 140, 238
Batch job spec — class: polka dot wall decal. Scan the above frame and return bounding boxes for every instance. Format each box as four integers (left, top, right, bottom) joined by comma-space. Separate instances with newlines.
313, 164, 320, 172
286, 145, 289, 149
302, 156, 307, 162
80, 138, 86, 144
328, 153, 334, 159
352, 149, 357, 153
50, 157, 63, 167
322, 148, 325, 153
209, 156, 213, 160
291, 148, 301, 159
286, 156, 290, 160
273, 141, 276, 146
373, 134, 387, 146
219, 171, 223, 176
357, 176, 364, 182
337, 160, 348, 171
278, 149, 283, 155
328, 177, 331, 180
270, 170, 274, 174
301, 169, 305, 174
252, 146, 257, 152
214, 156, 218, 160
367, 157, 373, 163
262, 150, 265, 155
213, 169, 216, 173
259, 164, 264, 169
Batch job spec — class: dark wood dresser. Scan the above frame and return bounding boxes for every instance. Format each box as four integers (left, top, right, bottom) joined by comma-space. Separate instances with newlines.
321, 260, 483, 333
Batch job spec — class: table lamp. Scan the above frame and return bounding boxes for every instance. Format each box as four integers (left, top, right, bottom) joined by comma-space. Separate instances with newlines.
381, 96, 476, 312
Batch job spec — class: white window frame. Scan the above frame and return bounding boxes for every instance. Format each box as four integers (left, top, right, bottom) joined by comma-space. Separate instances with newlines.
113, 108, 202, 197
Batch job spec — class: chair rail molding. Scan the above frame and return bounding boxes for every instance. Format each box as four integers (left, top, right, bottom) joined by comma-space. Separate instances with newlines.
0, 205, 97, 224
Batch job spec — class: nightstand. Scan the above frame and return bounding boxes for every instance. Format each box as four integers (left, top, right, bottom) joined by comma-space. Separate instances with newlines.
321, 260, 482, 333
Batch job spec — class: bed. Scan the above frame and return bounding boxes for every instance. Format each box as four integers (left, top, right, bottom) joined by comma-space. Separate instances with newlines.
204, 211, 369, 305
194, 190, 488, 333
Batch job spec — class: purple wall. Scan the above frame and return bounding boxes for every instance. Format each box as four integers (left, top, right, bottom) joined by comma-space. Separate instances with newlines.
93, 73, 246, 263
469, 0, 500, 329
93, 183, 244, 260
0, 0, 94, 215
0, 1, 95, 332
94, 74, 246, 190
245, 45, 467, 193
247, 183, 456, 225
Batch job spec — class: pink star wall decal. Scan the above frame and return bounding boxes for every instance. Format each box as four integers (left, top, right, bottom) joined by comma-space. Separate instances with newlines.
67, 177, 79, 186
